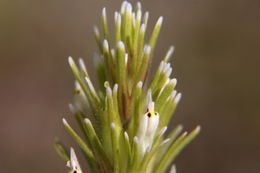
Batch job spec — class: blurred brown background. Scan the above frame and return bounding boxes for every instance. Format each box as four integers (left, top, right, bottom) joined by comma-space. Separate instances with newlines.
0, 0, 259, 172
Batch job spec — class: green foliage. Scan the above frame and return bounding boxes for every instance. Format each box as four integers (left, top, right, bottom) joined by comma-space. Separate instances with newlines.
54, 1, 200, 173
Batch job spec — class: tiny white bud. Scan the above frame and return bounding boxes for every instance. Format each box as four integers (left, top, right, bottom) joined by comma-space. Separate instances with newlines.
84, 118, 91, 125
113, 84, 118, 93
169, 165, 177, 173
78, 58, 87, 73
165, 46, 175, 61
165, 67, 172, 77
159, 61, 165, 72
156, 16, 163, 27
62, 118, 68, 126
103, 40, 109, 51
125, 53, 128, 65
110, 122, 116, 129
133, 136, 139, 144
174, 93, 182, 104
170, 90, 177, 100
143, 12, 149, 23
106, 87, 112, 97
114, 11, 119, 23
169, 78, 177, 86
117, 41, 125, 50
126, 2, 132, 15
93, 25, 100, 35
160, 126, 168, 136
85, 78, 95, 93
144, 45, 152, 55
140, 23, 146, 33
124, 131, 129, 141
68, 56, 74, 66
161, 138, 170, 146
136, 2, 142, 11
102, 7, 107, 18
120, 1, 128, 14
136, 8, 142, 22
137, 81, 143, 88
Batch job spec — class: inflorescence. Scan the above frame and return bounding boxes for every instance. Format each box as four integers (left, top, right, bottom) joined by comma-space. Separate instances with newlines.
54, 1, 200, 173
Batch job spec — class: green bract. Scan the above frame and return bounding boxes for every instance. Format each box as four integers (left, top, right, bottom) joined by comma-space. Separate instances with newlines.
54, 1, 200, 173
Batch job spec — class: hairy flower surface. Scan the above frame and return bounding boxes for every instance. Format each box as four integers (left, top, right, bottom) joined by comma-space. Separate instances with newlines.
54, 1, 200, 173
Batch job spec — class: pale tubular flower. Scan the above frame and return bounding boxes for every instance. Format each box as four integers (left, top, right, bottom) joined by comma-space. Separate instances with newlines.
169, 165, 177, 173
137, 94, 159, 157
66, 148, 83, 173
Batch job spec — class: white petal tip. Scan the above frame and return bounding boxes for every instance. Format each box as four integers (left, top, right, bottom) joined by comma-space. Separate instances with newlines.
174, 93, 182, 103
124, 131, 129, 140
84, 118, 91, 125
137, 81, 143, 88
110, 122, 116, 129
133, 136, 139, 143
62, 118, 68, 125
117, 41, 125, 50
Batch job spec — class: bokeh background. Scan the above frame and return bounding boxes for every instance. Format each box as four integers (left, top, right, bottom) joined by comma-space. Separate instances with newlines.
0, 0, 259, 172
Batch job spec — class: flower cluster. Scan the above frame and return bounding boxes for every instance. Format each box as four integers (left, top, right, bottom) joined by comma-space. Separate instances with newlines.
54, 1, 200, 173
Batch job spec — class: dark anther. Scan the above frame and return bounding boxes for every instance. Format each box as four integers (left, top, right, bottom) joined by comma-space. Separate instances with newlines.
147, 112, 151, 118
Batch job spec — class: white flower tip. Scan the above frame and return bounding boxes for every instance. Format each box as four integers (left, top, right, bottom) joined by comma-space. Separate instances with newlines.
161, 138, 170, 146
170, 165, 177, 173
117, 41, 125, 50
144, 45, 152, 54
110, 122, 116, 129
103, 40, 109, 50
126, 2, 132, 13
140, 23, 146, 32
106, 86, 112, 97
113, 84, 118, 93
195, 125, 202, 133
85, 77, 95, 93
84, 118, 91, 125
144, 11, 149, 19
124, 131, 129, 140
136, 2, 142, 11
125, 53, 128, 65
169, 45, 175, 52
137, 81, 143, 88
165, 67, 172, 77
157, 16, 163, 25
133, 136, 139, 144
93, 25, 99, 34
170, 78, 177, 86
78, 58, 86, 70
114, 11, 118, 20
68, 56, 74, 65
136, 8, 142, 19
160, 126, 168, 135
174, 93, 182, 104
62, 118, 68, 126
170, 90, 177, 99
121, 1, 128, 13
102, 7, 107, 17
